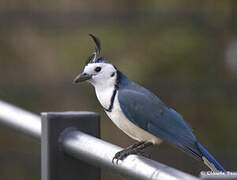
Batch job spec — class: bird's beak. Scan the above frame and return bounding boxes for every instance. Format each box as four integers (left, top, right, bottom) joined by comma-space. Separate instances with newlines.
73, 73, 92, 83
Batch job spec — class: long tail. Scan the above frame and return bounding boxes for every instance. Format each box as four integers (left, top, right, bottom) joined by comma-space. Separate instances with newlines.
196, 142, 225, 172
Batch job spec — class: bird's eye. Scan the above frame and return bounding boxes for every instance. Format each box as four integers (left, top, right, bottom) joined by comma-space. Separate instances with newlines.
94, 66, 101, 72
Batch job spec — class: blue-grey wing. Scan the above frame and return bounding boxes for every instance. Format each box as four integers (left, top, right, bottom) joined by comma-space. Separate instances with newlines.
118, 84, 202, 160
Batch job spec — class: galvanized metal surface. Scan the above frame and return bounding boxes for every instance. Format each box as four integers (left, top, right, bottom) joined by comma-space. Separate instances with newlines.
62, 130, 198, 180
0, 100, 41, 138
0, 100, 199, 180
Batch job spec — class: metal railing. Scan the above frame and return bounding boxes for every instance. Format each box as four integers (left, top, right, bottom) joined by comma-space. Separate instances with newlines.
0, 100, 198, 180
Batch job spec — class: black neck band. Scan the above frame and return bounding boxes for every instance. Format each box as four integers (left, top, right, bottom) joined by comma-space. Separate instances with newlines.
104, 88, 117, 112
104, 70, 120, 112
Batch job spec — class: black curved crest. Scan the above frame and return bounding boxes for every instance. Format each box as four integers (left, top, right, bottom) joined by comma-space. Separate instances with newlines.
85, 34, 102, 64
89, 34, 101, 55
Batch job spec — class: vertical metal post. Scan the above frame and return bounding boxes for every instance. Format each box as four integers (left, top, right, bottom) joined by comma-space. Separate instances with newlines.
41, 112, 101, 180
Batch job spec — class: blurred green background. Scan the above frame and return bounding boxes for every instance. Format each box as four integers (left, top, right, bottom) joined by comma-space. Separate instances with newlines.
0, 0, 236, 179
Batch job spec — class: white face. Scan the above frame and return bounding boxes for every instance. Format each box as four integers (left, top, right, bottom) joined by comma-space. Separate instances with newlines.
83, 62, 117, 88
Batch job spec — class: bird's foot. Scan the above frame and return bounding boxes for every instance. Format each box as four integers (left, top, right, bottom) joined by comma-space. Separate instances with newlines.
112, 141, 153, 164
112, 148, 143, 164
112, 141, 143, 164
112, 149, 129, 164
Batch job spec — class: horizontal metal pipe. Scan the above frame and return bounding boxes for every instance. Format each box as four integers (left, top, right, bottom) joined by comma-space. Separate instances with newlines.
0, 100, 41, 138
62, 130, 198, 180
0, 100, 198, 180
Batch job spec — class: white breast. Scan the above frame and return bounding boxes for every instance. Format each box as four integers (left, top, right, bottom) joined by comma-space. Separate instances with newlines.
96, 87, 162, 144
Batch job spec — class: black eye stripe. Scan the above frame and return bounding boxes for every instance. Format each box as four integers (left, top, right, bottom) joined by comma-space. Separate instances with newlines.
94, 66, 101, 72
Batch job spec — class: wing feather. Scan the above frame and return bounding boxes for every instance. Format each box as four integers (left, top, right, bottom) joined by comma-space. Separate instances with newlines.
118, 82, 202, 160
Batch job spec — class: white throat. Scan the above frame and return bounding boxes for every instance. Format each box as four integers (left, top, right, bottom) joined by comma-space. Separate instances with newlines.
95, 85, 115, 110
93, 74, 117, 111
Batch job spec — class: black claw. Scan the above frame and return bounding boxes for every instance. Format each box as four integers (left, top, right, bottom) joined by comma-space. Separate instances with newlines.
116, 158, 119, 164
112, 149, 130, 164
112, 148, 142, 164
112, 157, 116, 164
112, 150, 123, 164
112, 142, 153, 164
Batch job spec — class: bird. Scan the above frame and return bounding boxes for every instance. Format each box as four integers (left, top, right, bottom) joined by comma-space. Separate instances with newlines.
73, 34, 226, 172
